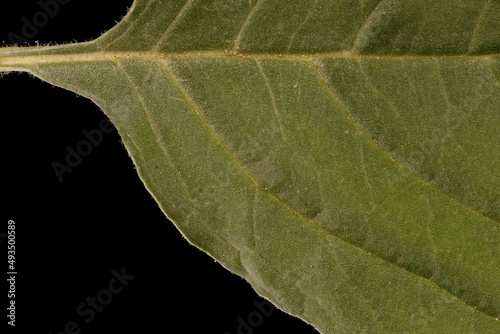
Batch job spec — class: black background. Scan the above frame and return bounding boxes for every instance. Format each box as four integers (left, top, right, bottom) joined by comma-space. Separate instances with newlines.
1, 1, 317, 333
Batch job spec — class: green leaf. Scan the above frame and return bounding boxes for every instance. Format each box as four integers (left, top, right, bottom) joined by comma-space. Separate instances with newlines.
1, 0, 499, 332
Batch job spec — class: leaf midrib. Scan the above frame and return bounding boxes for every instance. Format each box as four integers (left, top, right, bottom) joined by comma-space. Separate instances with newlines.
0, 48, 498, 69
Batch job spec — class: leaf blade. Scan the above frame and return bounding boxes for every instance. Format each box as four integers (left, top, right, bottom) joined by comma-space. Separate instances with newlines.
1, 0, 499, 332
